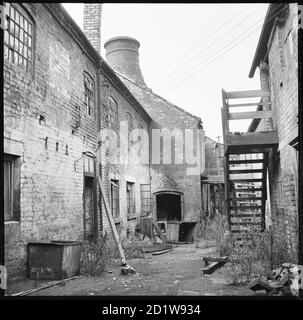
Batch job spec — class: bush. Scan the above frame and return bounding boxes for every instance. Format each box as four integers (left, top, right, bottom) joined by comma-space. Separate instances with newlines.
202, 211, 232, 256
80, 233, 112, 276
224, 225, 298, 285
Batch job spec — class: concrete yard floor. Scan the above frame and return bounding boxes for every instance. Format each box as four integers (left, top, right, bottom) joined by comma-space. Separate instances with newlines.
7, 244, 254, 296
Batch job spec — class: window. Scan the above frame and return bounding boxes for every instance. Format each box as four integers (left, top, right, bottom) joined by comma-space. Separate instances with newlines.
108, 97, 118, 130
83, 153, 95, 176
111, 180, 119, 218
140, 184, 151, 217
137, 124, 144, 156
4, 155, 20, 221
126, 182, 135, 216
126, 112, 133, 138
4, 4, 33, 72
83, 73, 95, 116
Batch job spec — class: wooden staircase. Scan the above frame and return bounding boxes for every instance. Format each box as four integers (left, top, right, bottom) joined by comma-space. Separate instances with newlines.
221, 89, 278, 240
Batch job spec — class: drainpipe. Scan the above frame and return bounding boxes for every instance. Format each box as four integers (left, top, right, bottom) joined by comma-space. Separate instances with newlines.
96, 65, 103, 234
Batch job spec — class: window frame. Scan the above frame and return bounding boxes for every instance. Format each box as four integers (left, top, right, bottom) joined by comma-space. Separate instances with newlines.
4, 154, 21, 222
83, 72, 95, 117
126, 181, 135, 216
4, 3, 34, 74
108, 96, 118, 130
110, 180, 119, 219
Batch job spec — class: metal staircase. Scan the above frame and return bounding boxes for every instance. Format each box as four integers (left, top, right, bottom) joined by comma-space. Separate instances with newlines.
221, 89, 278, 241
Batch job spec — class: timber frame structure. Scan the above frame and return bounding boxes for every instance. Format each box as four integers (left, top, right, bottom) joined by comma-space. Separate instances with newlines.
221, 89, 278, 240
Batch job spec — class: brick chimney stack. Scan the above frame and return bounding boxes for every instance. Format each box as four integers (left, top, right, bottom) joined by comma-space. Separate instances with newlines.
104, 36, 147, 88
83, 4, 102, 54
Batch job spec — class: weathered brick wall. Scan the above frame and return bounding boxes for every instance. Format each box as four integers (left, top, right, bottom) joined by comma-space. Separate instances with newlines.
4, 3, 99, 278
98, 72, 151, 240
204, 137, 224, 181
255, 3, 298, 257
117, 78, 205, 224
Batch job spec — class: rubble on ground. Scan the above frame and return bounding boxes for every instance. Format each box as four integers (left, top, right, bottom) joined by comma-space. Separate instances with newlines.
248, 263, 302, 296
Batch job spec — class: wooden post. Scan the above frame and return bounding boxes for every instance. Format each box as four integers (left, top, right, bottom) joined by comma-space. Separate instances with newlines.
97, 176, 126, 265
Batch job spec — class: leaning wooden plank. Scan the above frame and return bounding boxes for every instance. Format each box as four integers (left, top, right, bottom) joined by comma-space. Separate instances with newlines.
11, 276, 80, 296
152, 222, 166, 243
202, 256, 229, 263
152, 248, 173, 256
200, 261, 223, 275
97, 176, 126, 266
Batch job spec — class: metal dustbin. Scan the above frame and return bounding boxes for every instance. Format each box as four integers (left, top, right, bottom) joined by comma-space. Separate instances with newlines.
28, 240, 82, 280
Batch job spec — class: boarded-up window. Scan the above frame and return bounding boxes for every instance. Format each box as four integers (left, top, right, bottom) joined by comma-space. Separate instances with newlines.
126, 182, 135, 216
111, 180, 119, 218
140, 184, 151, 217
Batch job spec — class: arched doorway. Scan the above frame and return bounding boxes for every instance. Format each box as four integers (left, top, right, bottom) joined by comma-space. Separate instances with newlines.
156, 193, 182, 221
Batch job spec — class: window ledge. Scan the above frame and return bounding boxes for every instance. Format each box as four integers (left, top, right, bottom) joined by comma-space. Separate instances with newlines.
5, 221, 20, 225
127, 214, 137, 221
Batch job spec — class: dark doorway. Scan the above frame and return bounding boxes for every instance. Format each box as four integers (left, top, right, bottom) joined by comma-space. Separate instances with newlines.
156, 193, 181, 221
84, 176, 94, 241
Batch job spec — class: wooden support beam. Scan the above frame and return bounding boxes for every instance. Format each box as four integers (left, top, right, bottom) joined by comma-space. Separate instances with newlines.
97, 176, 126, 266
229, 159, 264, 164
230, 213, 261, 218
230, 222, 262, 226
228, 110, 272, 120
231, 188, 264, 192
228, 102, 272, 108
230, 205, 263, 210
229, 178, 263, 183
230, 197, 264, 201
225, 90, 270, 99
226, 131, 278, 147
229, 169, 264, 174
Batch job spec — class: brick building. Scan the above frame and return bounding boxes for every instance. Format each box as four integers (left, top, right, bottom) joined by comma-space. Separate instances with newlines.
221, 3, 298, 255
3, 3, 151, 279
248, 3, 298, 255
103, 36, 206, 242
3, 3, 224, 279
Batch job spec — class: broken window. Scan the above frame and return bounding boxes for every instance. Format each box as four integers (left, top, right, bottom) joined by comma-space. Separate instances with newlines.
4, 4, 33, 72
126, 182, 135, 217
111, 180, 119, 218
83, 73, 95, 116
4, 154, 20, 221
140, 184, 151, 217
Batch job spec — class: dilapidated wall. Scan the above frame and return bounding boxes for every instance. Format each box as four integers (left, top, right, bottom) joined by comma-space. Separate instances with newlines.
255, 3, 298, 257
4, 3, 100, 278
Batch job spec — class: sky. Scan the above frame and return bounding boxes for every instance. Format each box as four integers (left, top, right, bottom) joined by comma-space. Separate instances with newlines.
62, 3, 269, 141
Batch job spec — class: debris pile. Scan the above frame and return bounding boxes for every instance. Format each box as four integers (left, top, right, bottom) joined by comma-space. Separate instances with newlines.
249, 263, 302, 296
